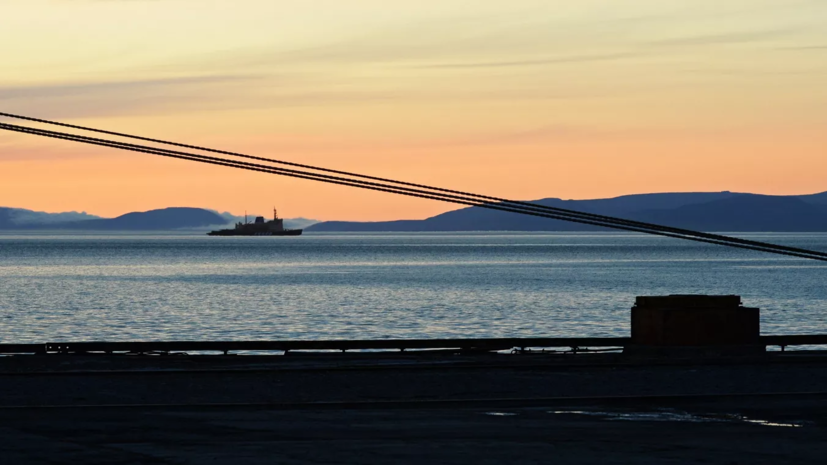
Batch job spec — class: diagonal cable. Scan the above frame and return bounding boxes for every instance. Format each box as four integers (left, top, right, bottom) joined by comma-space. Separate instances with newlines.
2, 121, 826, 262
2, 111, 824, 259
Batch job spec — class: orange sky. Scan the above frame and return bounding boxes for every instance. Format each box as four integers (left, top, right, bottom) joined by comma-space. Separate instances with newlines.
2, 1, 826, 220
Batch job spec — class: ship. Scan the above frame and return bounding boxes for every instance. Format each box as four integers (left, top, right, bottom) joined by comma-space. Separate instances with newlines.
207, 208, 303, 236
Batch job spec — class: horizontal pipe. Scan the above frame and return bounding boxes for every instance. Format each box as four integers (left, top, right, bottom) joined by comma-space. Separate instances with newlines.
0, 344, 45, 354
0, 335, 814, 354
760, 335, 827, 346
42, 337, 631, 353
4, 335, 827, 355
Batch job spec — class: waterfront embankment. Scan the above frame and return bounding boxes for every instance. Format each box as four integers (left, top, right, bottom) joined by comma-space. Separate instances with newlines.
1, 353, 826, 463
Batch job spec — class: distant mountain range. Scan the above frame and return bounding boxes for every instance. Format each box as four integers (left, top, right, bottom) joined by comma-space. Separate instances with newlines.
306, 191, 827, 232
0, 207, 317, 231
5, 191, 827, 232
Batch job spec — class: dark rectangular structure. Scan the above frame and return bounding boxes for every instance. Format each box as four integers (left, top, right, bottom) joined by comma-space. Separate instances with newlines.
631, 295, 759, 346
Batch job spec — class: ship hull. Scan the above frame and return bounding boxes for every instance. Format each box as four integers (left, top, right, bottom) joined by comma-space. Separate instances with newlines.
207, 229, 303, 236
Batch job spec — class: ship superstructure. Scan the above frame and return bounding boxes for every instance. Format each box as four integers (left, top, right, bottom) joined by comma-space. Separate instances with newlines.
207, 208, 302, 236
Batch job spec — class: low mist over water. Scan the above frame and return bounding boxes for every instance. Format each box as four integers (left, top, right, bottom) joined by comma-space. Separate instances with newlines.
1, 232, 825, 343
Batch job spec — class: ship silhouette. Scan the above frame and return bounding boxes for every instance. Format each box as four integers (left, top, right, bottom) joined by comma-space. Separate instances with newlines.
208, 208, 302, 236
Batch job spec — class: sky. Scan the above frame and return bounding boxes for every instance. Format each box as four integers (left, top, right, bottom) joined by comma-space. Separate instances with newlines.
1, 0, 826, 220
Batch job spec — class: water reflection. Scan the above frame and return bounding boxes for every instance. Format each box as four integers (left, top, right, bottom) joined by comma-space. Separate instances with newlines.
549, 409, 804, 427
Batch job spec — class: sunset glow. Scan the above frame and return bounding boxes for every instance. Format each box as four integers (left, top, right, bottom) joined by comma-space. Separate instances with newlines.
2, 0, 826, 220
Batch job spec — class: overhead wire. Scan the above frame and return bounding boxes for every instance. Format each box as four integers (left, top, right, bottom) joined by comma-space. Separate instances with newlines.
3, 119, 826, 261
2, 111, 825, 260
1, 120, 826, 262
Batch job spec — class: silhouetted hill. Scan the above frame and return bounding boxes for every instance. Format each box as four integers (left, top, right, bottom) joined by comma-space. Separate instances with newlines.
307, 191, 827, 232
0, 207, 318, 231
801, 191, 827, 205
56, 208, 228, 230
0, 209, 16, 230
0, 207, 101, 229
0, 207, 228, 231
638, 195, 827, 232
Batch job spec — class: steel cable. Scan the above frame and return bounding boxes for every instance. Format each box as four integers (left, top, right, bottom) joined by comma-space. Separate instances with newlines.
2, 121, 826, 261
2, 111, 825, 259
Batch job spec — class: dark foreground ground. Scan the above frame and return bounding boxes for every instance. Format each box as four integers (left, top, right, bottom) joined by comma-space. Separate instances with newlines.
2, 352, 827, 464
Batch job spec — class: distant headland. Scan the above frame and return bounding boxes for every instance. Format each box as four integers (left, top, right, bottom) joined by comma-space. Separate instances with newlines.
0, 207, 317, 231
4, 190, 827, 232
306, 191, 827, 233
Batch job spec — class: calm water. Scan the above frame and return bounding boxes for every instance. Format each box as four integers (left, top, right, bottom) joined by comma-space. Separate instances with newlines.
1, 232, 826, 343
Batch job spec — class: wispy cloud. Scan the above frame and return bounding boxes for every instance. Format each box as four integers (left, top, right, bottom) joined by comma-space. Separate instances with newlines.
2, 2, 821, 124
411, 52, 643, 70
0, 75, 255, 99
777, 45, 827, 51
648, 29, 795, 47
0, 138, 128, 162
411, 124, 610, 149
0, 75, 263, 119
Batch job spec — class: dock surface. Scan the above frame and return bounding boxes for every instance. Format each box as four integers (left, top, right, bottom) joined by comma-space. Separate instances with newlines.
2, 353, 826, 464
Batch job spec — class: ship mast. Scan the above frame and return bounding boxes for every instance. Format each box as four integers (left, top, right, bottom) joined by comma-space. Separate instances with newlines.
274, 207, 278, 220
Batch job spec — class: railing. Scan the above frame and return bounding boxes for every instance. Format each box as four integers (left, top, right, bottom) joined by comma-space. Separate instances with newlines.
1, 335, 826, 355
760, 335, 827, 351
42, 337, 630, 355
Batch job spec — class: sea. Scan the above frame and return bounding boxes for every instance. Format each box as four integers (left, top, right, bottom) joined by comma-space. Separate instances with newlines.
0, 232, 826, 343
